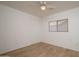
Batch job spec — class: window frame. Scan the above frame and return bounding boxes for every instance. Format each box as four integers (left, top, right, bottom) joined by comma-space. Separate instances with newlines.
48, 19, 68, 32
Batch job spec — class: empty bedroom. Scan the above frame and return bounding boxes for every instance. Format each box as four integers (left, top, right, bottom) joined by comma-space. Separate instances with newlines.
0, 0, 79, 57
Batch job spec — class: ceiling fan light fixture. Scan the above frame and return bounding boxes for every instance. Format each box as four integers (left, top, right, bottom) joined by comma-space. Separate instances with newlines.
41, 5, 46, 10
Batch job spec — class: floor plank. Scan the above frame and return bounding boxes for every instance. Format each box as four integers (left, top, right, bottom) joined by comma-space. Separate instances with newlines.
1, 42, 79, 57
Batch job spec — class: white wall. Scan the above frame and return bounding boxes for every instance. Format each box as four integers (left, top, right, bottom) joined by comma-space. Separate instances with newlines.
42, 7, 79, 51
0, 5, 41, 54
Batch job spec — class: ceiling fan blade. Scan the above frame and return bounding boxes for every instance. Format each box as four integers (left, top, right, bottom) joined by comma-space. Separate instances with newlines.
46, 5, 55, 9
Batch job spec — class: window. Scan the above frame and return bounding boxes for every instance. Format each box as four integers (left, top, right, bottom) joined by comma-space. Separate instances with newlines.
49, 19, 68, 32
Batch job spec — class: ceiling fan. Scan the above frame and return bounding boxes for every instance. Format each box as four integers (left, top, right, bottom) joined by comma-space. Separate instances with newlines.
30, 1, 55, 16
40, 1, 54, 11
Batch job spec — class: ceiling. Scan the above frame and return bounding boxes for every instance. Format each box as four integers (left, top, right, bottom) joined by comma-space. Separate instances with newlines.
0, 1, 79, 17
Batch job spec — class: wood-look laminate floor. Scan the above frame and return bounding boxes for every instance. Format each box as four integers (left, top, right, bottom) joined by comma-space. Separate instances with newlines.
1, 42, 79, 57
